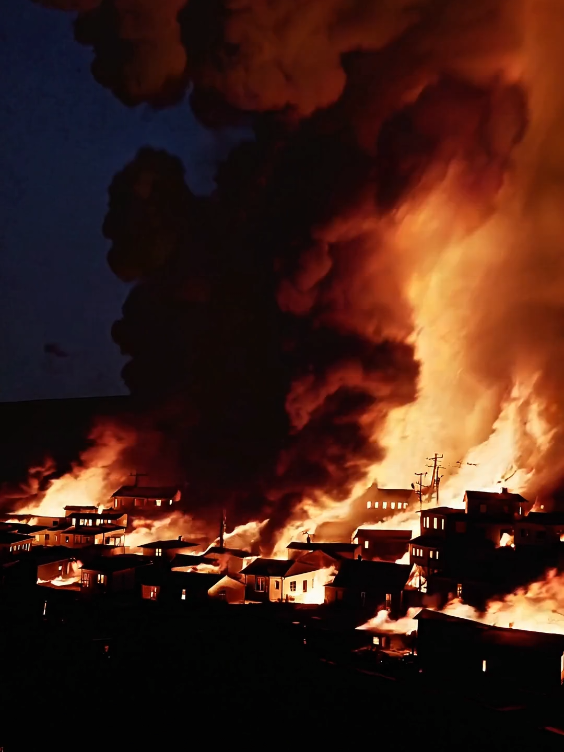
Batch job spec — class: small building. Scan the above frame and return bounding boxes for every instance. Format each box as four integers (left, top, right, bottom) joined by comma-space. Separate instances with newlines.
515, 512, 564, 548
208, 574, 245, 604
57, 524, 126, 548
81, 555, 149, 596
0, 532, 33, 556
241, 558, 295, 603
415, 609, 564, 690
64, 505, 98, 516
67, 511, 128, 529
464, 489, 531, 518
140, 570, 223, 604
139, 538, 198, 561
325, 559, 410, 614
354, 487, 416, 522
110, 486, 181, 510
33, 521, 74, 547
352, 529, 412, 562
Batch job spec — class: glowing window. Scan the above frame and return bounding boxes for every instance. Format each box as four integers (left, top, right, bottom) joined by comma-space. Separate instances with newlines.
149, 586, 158, 600
65, 537, 69, 544
114, 499, 118, 508
404, 502, 408, 509
441, 519, 445, 530
366, 501, 372, 509
364, 541, 369, 549
290, 581, 296, 592
97, 574, 106, 585
433, 518, 438, 529
255, 577, 266, 592
303, 580, 308, 593
423, 517, 429, 528
156, 500, 162, 507
430, 550, 434, 559
373, 636, 380, 645
82, 572, 91, 588
155, 548, 163, 557
181, 588, 186, 600
457, 583, 462, 597
482, 660, 487, 673
374, 502, 379, 508
383, 502, 388, 509
385, 593, 392, 610
275, 580, 280, 590
435, 550, 439, 559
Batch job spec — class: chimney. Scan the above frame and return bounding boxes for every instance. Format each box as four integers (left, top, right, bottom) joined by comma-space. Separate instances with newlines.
501, 487, 508, 494
178, 535, 182, 541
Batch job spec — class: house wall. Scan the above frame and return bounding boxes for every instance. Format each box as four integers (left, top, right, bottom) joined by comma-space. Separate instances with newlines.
284, 570, 323, 603
244, 574, 270, 602
269, 577, 282, 602
514, 522, 559, 547
37, 559, 73, 581
208, 577, 245, 604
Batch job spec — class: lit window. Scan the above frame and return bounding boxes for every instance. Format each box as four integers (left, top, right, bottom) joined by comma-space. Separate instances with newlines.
441, 519, 445, 530
149, 586, 158, 601
364, 541, 369, 549
54, 535, 59, 543
385, 593, 392, 610
97, 574, 106, 585
366, 501, 372, 509
433, 518, 438, 529
255, 577, 266, 592
290, 581, 296, 592
303, 580, 308, 593
275, 580, 280, 590
404, 502, 408, 509
457, 583, 463, 597
482, 660, 487, 673
423, 517, 429, 528
156, 500, 162, 507
383, 502, 388, 509
155, 548, 163, 557
435, 550, 439, 559
82, 572, 91, 588
65, 537, 70, 544
114, 499, 118, 508
519, 506, 522, 516
373, 636, 380, 646
430, 550, 434, 559
374, 502, 379, 509
95, 519, 100, 526
181, 588, 186, 600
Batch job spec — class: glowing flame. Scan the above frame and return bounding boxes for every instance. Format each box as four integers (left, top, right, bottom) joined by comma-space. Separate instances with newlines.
37, 560, 82, 588
499, 532, 515, 548
301, 566, 337, 605
358, 607, 421, 635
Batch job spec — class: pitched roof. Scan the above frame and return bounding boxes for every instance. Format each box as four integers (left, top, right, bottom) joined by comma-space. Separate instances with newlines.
0, 532, 33, 544
329, 560, 411, 590
204, 546, 251, 558
409, 535, 444, 547
64, 505, 98, 511
286, 542, 358, 553
111, 486, 179, 498
81, 555, 149, 573
240, 558, 294, 576
138, 540, 197, 549
465, 490, 530, 504
372, 488, 414, 499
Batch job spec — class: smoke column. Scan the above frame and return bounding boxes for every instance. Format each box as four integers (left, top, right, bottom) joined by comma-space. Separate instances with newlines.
31, 0, 564, 545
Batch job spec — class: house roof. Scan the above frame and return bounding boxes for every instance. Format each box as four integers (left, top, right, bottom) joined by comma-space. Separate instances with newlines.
69, 512, 125, 520
409, 535, 444, 547
423, 507, 466, 516
64, 505, 98, 511
81, 555, 149, 573
170, 553, 215, 567
138, 540, 197, 549
329, 560, 411, 590
0, 532, 33, 544
286, 542, 358, 553
112, 486, 180, 498
524, 512, 564, 526
204, 546, 251, 558
240, 558, 294, 576
354, 529, 413, 540
465, 490, 530, 504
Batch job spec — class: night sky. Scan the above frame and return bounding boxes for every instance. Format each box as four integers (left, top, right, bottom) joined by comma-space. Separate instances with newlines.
0, 0, 241, 403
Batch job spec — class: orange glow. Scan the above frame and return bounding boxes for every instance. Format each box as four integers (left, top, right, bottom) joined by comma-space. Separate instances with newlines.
37, 560, 82, 588
301, 566, 337, 604
358, 607, 420, 635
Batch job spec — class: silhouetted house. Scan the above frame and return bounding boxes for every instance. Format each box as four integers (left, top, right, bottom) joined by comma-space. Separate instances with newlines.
57, 524, 126, 548
203, 546, 254, 574
241, 558, 294, 602
354, 487, 416, 522
286, 541, 359, 561
464, 489, 531, 518
111, 486, 181, 510
68, 511, 128, 528
208, 574, 245, 604
36, 548, 80, 583
140, 570, 222, 603
139, 539, 198, 561
64, 505, 98, 516
325, 560, 410, 614
32, 520, 73, 546
515, 512, 564, 548
416, 609, 564, 690
352, 529, 412, 562
0, 532, 33, 556
80, 555, 149, 596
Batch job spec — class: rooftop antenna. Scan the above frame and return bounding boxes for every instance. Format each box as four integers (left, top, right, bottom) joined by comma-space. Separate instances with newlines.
302, 530, 311, 544
219, 509, 226, 548
129, 472, 148, 488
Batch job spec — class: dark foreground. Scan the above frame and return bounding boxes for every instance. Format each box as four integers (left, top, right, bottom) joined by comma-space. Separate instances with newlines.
1, 597, 563, 751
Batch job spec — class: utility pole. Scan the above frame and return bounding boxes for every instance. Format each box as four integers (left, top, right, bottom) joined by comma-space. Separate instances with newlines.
412, 472, 426, 513
426, 454, 443, 505
219, 509, 226, 548
129, 472, 148, 487
435, 467, 445, 506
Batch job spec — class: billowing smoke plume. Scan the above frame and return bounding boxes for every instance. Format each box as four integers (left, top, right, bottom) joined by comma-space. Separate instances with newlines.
35, 0, 564, 546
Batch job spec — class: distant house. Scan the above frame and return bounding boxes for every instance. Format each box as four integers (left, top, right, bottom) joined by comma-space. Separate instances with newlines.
57, 524, 126, 548
464, 489, 531, 519
352, 529, 412, 562
139, 539, 198, 561
415, 609, 564, 690
33, 521, 73, 547
64, 505, 98, 516
110, 486, 181, 510
515, 512, 564, 548
325, 560, 411, 614
80, 555, 149, 596
67, 511, 128, 528
0, 532, 33, 556
240, 558, 294, 603
36, 548, 80, 583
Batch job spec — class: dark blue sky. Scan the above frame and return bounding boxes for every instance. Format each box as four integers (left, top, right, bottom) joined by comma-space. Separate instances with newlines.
0, 0, 240, 402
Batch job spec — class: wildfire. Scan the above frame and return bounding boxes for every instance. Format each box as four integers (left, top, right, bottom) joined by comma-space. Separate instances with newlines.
126, 511, 209, 549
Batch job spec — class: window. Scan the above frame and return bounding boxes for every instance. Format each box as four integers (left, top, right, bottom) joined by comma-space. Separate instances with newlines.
404, 502, 408, 509
255, 576, 266, 592
423, 516, 429, 528
290, 581, 296, 592
519, 506, 522, 516
391, 502, 396, 510
156, 500, 162, 507
482, 659, 487, 673
433, 518, 438, 529
364, 541, 369, 549
430, 550, 434, 559
366, 501, 372, 509
155, 548, 163, 557
383, 502, 388, 509
148, 586, 158, 601
181, 588, 186, 600
435, 550, 439, 559
479, 504, 487, 513
374, 502, 379, 509
303, 580, 308, 593
45, 534, 50, 542
385, 593, 392, 610
75, 536, 81, 544
54, 535, 59, 543
311, 579, 314, 588
275, 580, 280, 590
95, 519, 100, 526
97, 574, 107, 585
65, 537, 70, 544
373, 636, 380, 645
114, 498, 118, 508
441, 518, 445, 530
457, 583, 463, 597
82, 572, 91, 588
